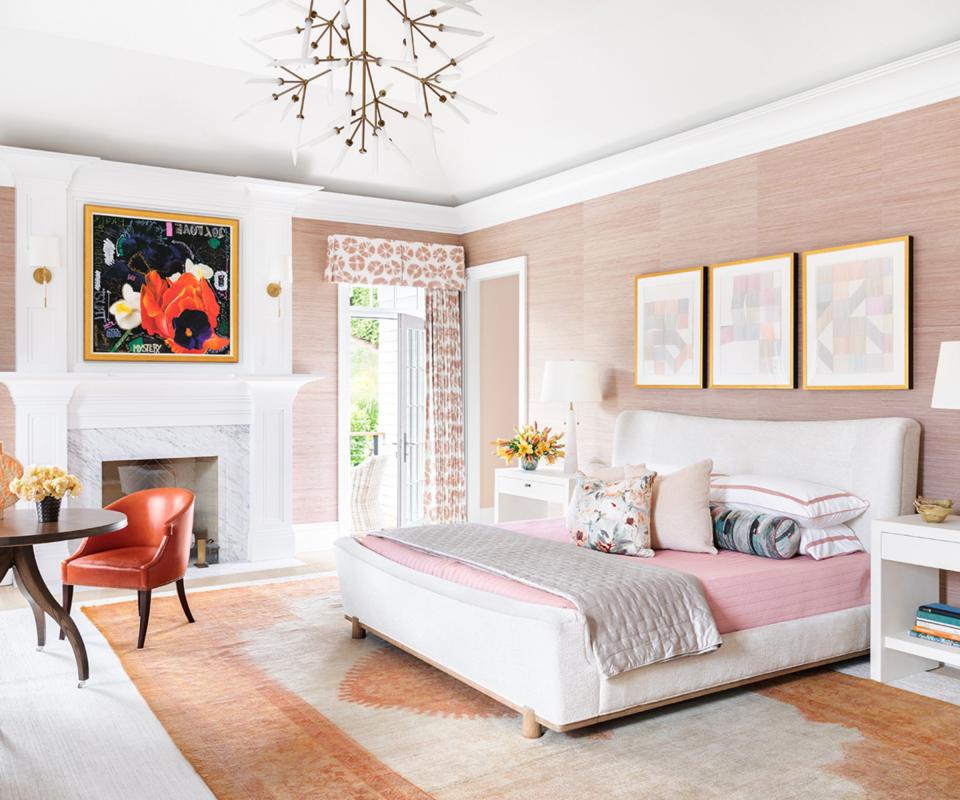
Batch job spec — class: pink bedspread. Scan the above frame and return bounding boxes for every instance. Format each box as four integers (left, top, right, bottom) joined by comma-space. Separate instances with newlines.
361, 517, 870, 635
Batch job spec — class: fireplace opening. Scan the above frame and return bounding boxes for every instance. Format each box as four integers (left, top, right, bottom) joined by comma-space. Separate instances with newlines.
101, 456, 219, 566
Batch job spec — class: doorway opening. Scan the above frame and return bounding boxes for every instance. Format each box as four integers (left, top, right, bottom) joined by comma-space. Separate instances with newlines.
342, 284, 426, 534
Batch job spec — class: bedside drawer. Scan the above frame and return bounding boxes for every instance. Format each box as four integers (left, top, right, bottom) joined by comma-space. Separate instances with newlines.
497, 475, 569, 505
882, 532, 960, 572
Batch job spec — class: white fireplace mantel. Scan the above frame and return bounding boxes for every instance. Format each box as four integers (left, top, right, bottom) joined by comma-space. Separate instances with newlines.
0, 373, 321, 582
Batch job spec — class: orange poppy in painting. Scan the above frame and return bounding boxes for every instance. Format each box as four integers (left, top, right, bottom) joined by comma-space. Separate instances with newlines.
140, 270, 230, 355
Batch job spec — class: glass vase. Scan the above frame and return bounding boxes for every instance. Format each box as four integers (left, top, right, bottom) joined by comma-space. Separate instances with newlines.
520, 456, 539, 471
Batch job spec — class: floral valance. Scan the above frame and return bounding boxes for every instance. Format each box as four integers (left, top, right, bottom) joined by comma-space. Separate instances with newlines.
326, 235, 465, 291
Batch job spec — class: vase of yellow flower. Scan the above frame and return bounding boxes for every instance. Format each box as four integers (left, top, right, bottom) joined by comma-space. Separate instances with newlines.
493, 423, 565, 472
8, 465, 83, 524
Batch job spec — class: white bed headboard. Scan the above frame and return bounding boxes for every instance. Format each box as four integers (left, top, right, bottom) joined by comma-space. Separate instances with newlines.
611, 411, 921, 551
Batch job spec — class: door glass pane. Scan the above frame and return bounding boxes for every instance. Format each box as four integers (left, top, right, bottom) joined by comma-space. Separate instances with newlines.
349, 316, 398, 533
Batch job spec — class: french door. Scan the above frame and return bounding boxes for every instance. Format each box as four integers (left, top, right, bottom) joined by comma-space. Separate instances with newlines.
398, 313, 426, 527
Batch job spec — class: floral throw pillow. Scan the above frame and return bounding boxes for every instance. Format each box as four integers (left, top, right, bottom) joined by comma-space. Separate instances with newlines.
571, 470, 656, 557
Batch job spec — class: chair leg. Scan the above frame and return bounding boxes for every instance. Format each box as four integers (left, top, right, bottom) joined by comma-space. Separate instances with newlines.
58, 584, 74, 641
137, 590, 152, 649
176, 578, 195, 624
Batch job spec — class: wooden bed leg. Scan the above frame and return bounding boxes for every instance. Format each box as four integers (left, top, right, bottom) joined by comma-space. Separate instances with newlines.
521, 708, 544, 739
350, 617, 367, 640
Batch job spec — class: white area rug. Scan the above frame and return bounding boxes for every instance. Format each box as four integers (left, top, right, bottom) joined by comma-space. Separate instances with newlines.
0, 604, 214, 800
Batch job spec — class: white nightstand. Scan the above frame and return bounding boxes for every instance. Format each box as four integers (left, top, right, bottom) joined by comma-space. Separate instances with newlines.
871, 514, 960, 683
494, 467, 576, 523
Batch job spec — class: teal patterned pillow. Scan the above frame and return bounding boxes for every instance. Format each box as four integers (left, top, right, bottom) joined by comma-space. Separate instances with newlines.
571, 471, 656, 557
711, 506, 800, 559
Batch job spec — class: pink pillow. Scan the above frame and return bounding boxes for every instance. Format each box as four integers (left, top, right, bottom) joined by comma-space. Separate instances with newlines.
650, 459, 717, 554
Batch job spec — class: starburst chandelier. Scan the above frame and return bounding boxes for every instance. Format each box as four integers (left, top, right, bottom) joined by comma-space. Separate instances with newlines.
240, 0, 494, 168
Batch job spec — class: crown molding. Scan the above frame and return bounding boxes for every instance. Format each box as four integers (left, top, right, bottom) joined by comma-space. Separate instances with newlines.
455, 39, 960, 233
294, 189, 461, 234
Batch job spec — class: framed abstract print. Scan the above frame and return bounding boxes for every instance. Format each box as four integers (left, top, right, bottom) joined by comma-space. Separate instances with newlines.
84, 205, 239, 362
801, 236, 911, 390
634, 267, 706, 388
708, 253, 796, 389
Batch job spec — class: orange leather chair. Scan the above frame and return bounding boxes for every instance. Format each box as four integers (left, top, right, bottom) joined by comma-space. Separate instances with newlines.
61, 488, 197, 649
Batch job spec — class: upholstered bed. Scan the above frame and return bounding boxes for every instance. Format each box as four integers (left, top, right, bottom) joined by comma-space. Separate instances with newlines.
334, 411, 921, 737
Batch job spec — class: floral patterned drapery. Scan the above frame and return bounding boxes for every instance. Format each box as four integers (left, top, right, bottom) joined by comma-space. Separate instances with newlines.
325, 235, 465, 291
325, 233, 467, 524
423, 288, 467, 523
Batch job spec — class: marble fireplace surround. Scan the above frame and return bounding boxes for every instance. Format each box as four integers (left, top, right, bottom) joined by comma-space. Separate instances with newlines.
0, 374, 320, 584
68, 425, 250, 562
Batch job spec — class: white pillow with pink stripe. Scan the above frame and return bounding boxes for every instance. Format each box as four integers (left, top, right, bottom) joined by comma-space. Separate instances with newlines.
798, 525, 863, 560
709, 473, 869, 530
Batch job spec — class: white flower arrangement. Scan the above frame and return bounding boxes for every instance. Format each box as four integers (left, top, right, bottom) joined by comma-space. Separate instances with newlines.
9, 465, 83, 503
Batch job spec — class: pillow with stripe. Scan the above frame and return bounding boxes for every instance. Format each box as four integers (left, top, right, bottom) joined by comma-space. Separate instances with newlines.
799, 524, 864, 560
711, 507, 800, 559
709, 473, 869, 529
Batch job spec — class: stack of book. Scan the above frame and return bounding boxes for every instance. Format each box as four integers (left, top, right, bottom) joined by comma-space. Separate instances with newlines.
910, 602, 960, 647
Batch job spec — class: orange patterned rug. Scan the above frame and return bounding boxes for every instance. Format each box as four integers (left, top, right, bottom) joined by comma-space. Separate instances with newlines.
84, 578, 960, 800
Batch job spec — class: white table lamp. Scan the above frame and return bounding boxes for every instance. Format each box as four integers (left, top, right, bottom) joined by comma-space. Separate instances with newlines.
932, 342, 960, 409
540, 360, 602, 474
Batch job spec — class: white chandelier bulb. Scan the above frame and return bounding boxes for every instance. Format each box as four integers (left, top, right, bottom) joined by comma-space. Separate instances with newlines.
330, 142, 351, 173
291, 116, 304, 165
299, 126, 340, 150
438, 25, 483, 37
451, 92, 495, 114
233, 96, 274, 121
280, 98, 296, 121
379, 58, 417, 70
453, 36, 493, 65
338, 0, 350, 30
445, 101, 470, 124
254, 27, 300, 42
299, 24, 312, 59
245, 77, 285, 85
437, 0, 480, 16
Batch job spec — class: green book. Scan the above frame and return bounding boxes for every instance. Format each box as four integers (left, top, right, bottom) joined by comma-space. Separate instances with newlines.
917, 609, 960, 630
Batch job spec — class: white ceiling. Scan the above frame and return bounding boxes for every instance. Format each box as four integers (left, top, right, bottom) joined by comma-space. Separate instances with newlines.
2, 1, 960, 206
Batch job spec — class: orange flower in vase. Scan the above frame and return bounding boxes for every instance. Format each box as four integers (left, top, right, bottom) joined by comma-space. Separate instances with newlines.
493, 423, 565, 472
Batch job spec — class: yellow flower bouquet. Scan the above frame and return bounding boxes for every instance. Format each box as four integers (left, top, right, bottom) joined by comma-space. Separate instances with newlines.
493, 423, 565, 471
9, 465, 83, 523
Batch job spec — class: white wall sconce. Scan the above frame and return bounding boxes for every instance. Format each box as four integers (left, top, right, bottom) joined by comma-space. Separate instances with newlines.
29, 235, 61, 309
266, 255, 293, 318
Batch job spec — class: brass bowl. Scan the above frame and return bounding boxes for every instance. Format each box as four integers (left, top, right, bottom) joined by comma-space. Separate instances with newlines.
915, 497, 953, 523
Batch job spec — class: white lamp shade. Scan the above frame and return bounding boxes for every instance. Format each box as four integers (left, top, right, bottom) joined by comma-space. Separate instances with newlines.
932, 342, 960, 409
540, 360, 602, 403
29, 235, 61, 268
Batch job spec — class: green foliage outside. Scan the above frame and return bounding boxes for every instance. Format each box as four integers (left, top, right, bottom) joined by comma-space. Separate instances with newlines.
350, 287, 381, 467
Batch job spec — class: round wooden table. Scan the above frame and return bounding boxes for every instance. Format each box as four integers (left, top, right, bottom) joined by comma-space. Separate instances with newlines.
0, 508, 127, 686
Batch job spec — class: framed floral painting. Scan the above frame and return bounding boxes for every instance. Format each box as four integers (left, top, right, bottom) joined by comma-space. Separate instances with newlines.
708, 253, 796, 389
83, 205, 239, 362
634, 267, 706, 388
802, 236, 911, 390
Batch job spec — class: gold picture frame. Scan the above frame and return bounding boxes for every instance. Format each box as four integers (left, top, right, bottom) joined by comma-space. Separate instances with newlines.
801, 235, 911, 391
84, 204, 239, 363
707, 252, 796, 390
634, 266, 706, 389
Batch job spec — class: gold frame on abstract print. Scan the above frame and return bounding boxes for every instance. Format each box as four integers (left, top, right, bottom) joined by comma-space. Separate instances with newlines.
707, 253, 797, 390
801, 235, 912, 391
83, 204, 240, 363
633, 266, 707, 390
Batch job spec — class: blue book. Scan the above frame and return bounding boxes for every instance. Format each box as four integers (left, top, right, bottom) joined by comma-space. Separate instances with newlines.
910, 629, 960, 649
919, 602, 960, 620
917, 610, 960, 629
